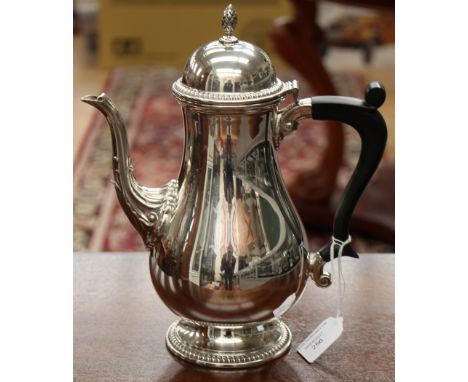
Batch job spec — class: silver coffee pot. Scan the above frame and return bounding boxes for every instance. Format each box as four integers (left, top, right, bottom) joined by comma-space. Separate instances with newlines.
82, 4, 387, 369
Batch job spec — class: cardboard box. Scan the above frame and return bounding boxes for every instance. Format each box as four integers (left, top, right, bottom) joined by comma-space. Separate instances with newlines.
99, 0, 291, 68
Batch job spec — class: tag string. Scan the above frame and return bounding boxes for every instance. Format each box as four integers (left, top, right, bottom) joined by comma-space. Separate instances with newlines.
330, 235, 352, 317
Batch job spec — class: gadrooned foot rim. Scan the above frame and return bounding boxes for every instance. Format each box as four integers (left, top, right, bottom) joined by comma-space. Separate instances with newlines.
166, 319, 292, 369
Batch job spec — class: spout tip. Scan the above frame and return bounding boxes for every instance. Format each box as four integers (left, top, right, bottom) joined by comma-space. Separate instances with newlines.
81, 95, 97, 104
81, 92, 108, 105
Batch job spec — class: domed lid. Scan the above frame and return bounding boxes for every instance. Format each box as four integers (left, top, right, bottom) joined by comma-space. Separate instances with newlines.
172, 4, 295, 106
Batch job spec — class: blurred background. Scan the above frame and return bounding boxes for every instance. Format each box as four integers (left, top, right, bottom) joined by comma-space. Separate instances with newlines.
74, 0, 394, 253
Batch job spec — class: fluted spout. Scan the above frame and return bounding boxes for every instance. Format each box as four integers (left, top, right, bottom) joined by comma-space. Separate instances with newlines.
81, 93, 178, 248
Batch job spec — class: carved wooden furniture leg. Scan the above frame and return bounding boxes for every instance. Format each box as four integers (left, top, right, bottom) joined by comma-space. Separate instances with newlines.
270, 0, 343, 203
270, 0, 395, 244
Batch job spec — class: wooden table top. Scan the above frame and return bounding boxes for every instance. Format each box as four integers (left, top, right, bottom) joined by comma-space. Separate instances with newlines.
74, 252, 394, 381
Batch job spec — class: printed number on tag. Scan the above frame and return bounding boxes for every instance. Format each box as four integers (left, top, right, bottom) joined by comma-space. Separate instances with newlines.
297, 316, 343, 363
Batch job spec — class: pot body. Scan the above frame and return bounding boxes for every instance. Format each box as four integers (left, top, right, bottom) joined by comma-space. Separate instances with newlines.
149, 106, 310, 323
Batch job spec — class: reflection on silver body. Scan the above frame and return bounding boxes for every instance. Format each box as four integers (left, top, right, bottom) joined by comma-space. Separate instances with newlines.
82, 4, 331, 368
151, 107, 312, 321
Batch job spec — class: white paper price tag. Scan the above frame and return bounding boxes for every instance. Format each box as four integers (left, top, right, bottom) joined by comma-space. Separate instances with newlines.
297, 316, 343, 363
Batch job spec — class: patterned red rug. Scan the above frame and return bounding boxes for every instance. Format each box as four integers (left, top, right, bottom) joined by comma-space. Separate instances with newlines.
74, 68, 394, 253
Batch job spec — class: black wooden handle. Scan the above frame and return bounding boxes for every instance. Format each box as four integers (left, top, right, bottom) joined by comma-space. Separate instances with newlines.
312, 82, 388, 262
